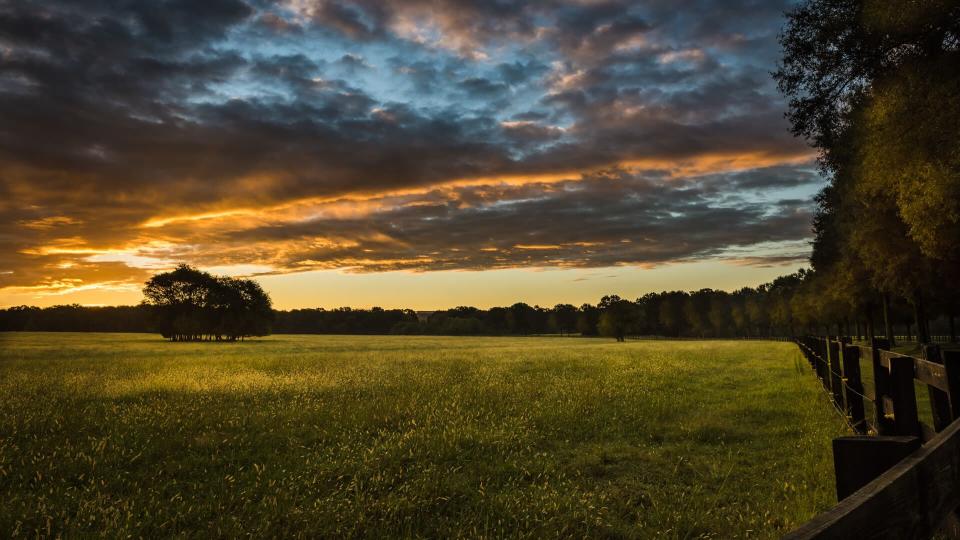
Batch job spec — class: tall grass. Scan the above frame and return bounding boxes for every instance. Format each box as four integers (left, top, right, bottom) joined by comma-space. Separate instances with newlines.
0, 333, 847, 538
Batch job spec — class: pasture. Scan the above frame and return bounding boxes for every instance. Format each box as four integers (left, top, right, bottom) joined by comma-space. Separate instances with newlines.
0, 333, 847, 538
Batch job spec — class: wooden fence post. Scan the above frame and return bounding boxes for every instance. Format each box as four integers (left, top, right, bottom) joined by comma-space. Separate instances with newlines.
787, 419, 960, 539
872, 338, 895, 435
889, 355, 920, 437
944, 350, 960, 422
939, 349, 960, 537
841, 345, 867, 434
923, 344, 953, 432
817, 337, 828, 389
829, 339, 844, 410
832, 435, 921, 501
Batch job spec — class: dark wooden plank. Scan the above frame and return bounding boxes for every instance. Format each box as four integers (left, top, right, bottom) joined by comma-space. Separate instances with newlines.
841, 345, 867, 434
944, 351, 960, 421
832, 436, 920, 500
920, 422, 937, 443
915, 357, 950, 393
878, 349, 903, 370
871, 339, 895, 435
784, 418, 960, 539
817, 341, 830, 392
829, 340, 844, 410
921, 345, 953, 434
890, 355, 920, 437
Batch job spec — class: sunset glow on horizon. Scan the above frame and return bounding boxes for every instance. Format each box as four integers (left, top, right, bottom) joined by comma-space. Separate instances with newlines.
0, 0, 822, 309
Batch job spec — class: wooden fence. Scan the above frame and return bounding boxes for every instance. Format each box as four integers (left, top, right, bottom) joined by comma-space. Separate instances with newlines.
892, 335, 958, 344
788, 337, 960, 538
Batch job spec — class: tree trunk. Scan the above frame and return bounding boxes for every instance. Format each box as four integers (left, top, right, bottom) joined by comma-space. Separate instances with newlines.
907, 322, 913, 342
882, 293, 896, 346
951, 312, 957, 344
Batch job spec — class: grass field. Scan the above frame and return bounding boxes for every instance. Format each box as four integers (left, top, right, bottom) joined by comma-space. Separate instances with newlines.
0, 333, 848, 538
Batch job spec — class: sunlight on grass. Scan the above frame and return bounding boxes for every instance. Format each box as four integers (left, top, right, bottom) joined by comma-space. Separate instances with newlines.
0, 333, 847, 538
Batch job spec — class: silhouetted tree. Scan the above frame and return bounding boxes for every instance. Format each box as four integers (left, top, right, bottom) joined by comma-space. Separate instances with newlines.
658, 292, 687, 337
142, 264, 272, 341
576, 304, 600, 336
550, 303, 579, 335
597, 295, 640, 341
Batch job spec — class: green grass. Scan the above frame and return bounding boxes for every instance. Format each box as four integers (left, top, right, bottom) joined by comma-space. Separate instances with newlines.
0, 333, 847, 538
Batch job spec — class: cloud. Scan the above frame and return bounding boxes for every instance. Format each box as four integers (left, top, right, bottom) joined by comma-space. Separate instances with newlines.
11, 168, 811, 278
0, 0, 820, 299
459, 77, 510, 99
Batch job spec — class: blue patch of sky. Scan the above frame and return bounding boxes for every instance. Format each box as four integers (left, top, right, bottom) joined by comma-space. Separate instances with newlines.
201, 18, 563, 131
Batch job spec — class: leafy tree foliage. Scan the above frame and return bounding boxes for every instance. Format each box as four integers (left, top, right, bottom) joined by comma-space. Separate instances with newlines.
773, 0, 960, 345
550, 304, 579, 336
857, 53, 960, 261
141, 264, 273, 341
775, 0, 960, 160
597, 295, 640, 341
0, 305, 151, 332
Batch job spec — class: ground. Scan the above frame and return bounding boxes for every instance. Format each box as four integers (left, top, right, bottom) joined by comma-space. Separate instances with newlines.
0, 333, 847, 538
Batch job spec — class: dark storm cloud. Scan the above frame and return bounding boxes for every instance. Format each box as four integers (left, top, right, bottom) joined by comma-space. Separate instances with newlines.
550, 5, 653, 60
198, 170, 814, 273
309, 1, 390, 40
335, 53, 372, 73
0, 0, 818, 293
500, 122, 565, 145
724, 166, 822, 191
496, 60, 549, 86
458, 77, 510, 98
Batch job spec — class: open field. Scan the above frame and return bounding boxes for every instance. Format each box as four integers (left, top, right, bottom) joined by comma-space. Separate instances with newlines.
0, 333, 847, 538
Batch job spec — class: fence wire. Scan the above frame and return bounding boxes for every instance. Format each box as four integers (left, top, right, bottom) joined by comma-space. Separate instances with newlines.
795, 340, 877, 434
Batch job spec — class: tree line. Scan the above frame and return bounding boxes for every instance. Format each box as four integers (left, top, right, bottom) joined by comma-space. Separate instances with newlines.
2, 270, 956, 340
773, 0, 960, 346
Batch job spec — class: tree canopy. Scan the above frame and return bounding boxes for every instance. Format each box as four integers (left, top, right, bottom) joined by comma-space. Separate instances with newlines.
142, 265, 273, 342
773, 0, 960, 345
775, 0, 960, 158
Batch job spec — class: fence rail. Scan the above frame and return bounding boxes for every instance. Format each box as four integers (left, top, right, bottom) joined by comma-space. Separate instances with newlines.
789, 337, 960, 539
892, 335, 958, 344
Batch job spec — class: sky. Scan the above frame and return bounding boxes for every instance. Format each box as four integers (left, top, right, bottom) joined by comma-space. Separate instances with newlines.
0, 0, 821, 310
